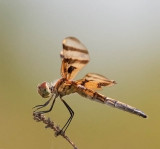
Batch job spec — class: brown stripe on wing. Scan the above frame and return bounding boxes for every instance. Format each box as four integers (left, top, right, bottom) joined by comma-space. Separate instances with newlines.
63, 44, 89, 54
85, 73, 116, 83
85, 73, 109, 81
64, 58, 89, 65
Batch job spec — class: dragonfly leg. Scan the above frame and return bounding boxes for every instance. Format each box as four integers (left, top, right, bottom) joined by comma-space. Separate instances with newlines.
33, 97, 52, 112
57, 98, 74, 135
34, 95, 57, 114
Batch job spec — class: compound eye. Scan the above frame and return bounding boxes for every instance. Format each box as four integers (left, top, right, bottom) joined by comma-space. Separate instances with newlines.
37, 82, 51, 98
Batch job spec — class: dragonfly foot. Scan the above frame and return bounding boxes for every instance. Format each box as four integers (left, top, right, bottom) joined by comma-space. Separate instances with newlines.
55, 129, 65, 136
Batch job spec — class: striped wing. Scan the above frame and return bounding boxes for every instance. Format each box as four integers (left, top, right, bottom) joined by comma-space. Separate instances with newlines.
60, 37, 90, 80
76, 73, 116, 91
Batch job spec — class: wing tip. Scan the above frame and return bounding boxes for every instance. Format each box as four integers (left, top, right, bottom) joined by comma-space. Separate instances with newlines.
112, 80, 117, 84
64, 36, 80, 43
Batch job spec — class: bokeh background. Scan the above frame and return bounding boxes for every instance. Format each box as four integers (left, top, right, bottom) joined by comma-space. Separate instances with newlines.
0, 0, 160, 149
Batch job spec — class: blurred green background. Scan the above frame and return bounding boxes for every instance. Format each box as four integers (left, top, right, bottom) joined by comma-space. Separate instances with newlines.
0, 0, 160, 149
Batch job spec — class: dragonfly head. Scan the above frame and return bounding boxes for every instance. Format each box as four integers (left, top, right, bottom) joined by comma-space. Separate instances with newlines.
38, 82, 52, 98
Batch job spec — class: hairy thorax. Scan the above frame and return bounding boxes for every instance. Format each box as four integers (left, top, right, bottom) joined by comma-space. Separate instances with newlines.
56, 78, 77, 97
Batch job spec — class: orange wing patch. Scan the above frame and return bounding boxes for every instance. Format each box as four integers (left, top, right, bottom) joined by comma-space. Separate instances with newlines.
76, 73, 116, 91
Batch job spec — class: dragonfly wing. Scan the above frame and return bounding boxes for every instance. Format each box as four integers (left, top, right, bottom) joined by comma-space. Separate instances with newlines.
76, 73, 116, 91
60, 37, 90, 80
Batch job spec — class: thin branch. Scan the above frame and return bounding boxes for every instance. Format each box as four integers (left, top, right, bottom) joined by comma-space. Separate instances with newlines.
33, 112, 78, 149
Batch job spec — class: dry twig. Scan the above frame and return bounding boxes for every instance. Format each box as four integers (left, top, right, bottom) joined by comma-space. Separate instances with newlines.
33, 112, 78, 149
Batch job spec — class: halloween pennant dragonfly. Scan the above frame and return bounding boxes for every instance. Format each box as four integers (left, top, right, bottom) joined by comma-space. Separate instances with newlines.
33, 37, 147, 135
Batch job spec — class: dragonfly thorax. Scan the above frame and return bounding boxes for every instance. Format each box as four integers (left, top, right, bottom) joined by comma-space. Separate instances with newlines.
57, 79, 76, 97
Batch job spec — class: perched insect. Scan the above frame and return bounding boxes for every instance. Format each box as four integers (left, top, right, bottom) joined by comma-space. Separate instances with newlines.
33, 37, 147, 135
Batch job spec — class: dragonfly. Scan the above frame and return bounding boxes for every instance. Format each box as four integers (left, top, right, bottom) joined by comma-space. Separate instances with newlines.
33, 37, 147, 135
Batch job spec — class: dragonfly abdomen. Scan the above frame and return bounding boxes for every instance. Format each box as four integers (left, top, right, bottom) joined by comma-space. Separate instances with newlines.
77, 85, 147, 118
104, 97, 147, 118
94, 92, 147, 118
